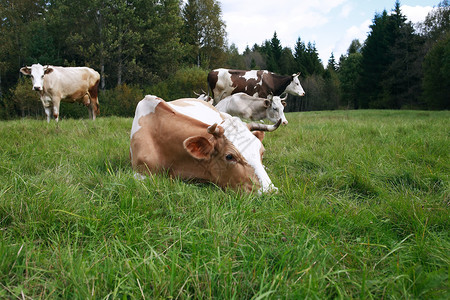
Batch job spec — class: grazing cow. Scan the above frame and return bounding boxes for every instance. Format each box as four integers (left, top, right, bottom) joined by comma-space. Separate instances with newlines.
207, 68, 305, 104
20, 63, 100, 122
215, 93, 288, 125
130, 95, 281, 193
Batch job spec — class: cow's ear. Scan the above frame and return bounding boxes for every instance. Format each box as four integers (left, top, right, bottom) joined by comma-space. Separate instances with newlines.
184, 136, 214, 160
20, 67, 31, 75
281, 100, 287, 107
264, 99, 271, 108
44, 67, 53, 75
252, 131, 265, 142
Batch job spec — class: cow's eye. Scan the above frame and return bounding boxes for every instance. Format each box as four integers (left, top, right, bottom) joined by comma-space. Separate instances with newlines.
225, 154, 234, 161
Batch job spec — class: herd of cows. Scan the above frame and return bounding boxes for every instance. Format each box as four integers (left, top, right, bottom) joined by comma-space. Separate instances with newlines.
20, 64, 306, 193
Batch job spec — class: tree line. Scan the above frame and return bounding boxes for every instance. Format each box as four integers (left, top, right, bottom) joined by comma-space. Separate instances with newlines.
0, 0, 448, 120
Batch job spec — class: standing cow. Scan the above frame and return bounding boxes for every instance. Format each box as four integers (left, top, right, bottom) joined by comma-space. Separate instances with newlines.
215, 93, 288, 125
20, 63, 100, 122
207, 68, 305, 104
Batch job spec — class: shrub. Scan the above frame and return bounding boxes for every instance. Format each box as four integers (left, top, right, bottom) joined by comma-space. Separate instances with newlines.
10, 78, 43, 118
100, 84, 145, 117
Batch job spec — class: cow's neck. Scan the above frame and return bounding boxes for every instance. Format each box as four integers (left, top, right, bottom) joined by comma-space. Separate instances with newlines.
266, 73, 292, 95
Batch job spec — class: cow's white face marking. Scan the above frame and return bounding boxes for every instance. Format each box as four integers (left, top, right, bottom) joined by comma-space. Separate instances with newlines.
267, 96, 288, 124
130, 95, 162, 140
20, 63, 55, 92
215, 69, 235, 100
26, 64, 46, 91
222, 117, 277, 193
285, 74, 305, 97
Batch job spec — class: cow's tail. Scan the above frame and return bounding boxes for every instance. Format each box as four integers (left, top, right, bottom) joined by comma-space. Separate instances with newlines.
89, 79, 100, 116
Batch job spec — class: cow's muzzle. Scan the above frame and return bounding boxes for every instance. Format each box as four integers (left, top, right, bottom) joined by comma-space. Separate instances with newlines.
33, 86, 42, 91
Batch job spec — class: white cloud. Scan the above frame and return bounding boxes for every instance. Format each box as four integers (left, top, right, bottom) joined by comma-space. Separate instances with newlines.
340, 4, 353, 18
401, 5, 433, 23
223, 0, 348, 52
327, 19, 371, 61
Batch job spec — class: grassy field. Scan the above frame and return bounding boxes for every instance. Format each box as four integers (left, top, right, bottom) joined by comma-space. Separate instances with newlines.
0, 110, 448, 299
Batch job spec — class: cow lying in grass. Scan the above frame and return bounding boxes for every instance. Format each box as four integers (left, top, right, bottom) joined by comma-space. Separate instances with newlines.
130, 96, 281, 193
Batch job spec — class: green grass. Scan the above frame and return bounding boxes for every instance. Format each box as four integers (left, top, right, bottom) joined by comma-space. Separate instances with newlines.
0, 110, 448, 299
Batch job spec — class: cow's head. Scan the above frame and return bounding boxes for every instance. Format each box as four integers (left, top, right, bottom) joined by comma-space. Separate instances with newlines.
266, 94, 288, 125
285, 73, 305, 97
20, 64, 53, 91
184, 117, 280, 193
194, 90, 213, 104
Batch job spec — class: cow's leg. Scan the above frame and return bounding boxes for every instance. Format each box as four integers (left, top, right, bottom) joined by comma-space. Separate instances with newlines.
90, 105, 96, 120
89, 95, 99, 121
44, 107, 52, 123
40, 96, 52, 123
52, 98, 61, 122
88, 79, 100, 121
82, 94, 95, 120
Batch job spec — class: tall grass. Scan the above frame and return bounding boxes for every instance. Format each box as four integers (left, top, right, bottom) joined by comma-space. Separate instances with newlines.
0, 110, 448, 299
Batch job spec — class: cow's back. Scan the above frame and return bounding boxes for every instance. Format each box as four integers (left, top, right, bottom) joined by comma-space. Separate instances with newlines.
209, 69, 272, 102
43, 67, 100, 100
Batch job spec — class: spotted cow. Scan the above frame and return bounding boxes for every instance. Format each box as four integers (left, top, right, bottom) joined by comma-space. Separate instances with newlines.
207, 68, 305, 104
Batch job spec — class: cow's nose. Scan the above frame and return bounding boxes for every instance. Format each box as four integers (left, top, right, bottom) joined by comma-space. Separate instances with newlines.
283, 120, 288, 125
33, 86, 41, 91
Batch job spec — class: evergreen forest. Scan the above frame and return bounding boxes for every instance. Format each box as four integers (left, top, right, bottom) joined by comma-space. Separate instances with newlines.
0, 0, 449, 120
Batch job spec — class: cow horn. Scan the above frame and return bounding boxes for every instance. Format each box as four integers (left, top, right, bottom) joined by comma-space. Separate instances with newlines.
193, 90, 200, 96
207, 123, 223, 136
280, 93, 288, 101
201, 89, 207, 94
207, 123, 217, 134
247, 119, 282, 132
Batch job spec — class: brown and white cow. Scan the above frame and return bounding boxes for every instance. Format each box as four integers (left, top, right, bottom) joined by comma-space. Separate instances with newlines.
130, 95, 281, 193
207, 68, 305, 104
215, 92, 288, 125
20, 63, 100, 122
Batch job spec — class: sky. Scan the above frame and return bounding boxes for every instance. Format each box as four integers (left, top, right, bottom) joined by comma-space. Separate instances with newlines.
220, 0, 439, 64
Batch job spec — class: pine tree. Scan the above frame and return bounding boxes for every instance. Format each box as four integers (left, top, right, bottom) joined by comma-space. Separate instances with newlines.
327, 52, 337, 71
420, 1, 450, 109
294, 37, 308, 75
339, 52, 362, 109
359, 10, 393, 108
422, 33, 450, 109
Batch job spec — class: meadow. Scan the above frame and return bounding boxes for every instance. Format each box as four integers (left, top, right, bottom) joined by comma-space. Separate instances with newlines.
0, 110, 448, 299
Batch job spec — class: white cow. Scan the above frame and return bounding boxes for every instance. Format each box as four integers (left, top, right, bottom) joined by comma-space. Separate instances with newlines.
215, 93, 288, 125
20, 63, 100, 122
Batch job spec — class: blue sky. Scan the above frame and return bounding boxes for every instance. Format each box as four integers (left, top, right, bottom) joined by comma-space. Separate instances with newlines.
220, 0, 438, 64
